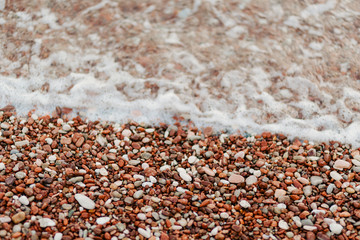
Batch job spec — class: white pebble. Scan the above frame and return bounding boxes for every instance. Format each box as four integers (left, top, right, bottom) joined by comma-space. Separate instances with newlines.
22, 127, 29, 134
352, 159, 360, 166
330, 171, 342, 181
137, 213, 147, 221
253, 170, 261, 177
133, 190, 144, 199
19, 196, 29, 205
246, 175, 257, 185
240, 200, 251, 208
141, 163, 149, 169
54, 233, 63, 240
0, 162, 5, 171
333, 160, 351, 169
178, 219, 187, 227
62, 124, 71, 131
220, 212, 229, 219
210, 227, 219, 236
1, 122, 10, 129
278, 220, 289, 230
133, 175, 145, 181
188, 156, 198, 164
234, 151, 245, 159
275, 189, 286, 198
45, 138, 53, 145
138, 228, 152, 238
96, 217, 110, 225
39, 218, 56, 228
149, 176, 157, 183
75, 194, 95, 210
142, 182, 153, 188
99, 168, 108, 176
178, 168, 192, 182
330, 223, 343, 234
122, 129, 132, 137
160, 165, 171, 171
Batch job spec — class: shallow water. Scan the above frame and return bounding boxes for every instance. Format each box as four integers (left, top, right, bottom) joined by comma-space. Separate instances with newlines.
1, 0, 360, 146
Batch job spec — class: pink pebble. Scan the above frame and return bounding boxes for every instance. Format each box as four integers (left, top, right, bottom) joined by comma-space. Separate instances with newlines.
229, 174, 245, 184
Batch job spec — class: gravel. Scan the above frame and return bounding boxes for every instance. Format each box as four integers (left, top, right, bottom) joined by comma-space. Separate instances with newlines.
0, 112, 358, 239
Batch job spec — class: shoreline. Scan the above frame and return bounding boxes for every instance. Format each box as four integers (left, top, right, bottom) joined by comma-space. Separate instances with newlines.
0, 110, 359, 239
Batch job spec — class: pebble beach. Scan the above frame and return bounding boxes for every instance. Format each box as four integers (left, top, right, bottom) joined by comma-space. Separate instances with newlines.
2, 0, 360, 239
0, 109, 360, 240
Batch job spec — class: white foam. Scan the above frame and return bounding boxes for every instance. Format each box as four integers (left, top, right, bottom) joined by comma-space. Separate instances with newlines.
1, 0, 360, 148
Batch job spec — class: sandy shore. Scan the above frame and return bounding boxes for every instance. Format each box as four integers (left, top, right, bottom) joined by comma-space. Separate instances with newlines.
0, 110, 359, 240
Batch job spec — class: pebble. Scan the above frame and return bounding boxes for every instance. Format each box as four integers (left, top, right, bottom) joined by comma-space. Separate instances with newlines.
12, 212, 25, 224
220, 212, 229, 219
96, 217, 110, 225
278, 220, 289, 230
19, 196, 29, 205
15, 171, 26, 179
141, 152, 152, 160
178, 170, 192, 182
234, 151, 245, 159
240, 200, 251, 208
178, 219, 187, 227
13, 224, 21, 233
326, 184, 335, 194
333, 160, 351, 169
330, 171, 342, 181
352, 159, 360, 166
1, 122, 10, 129
133, 190, 144, 199
275, 189, 286, 198
128, 160, 140, 165
39, 218, 56, 228
96, 135, 108, 147
310, 176, 323, 186
329, 223, 343, 234
202, 167, 215, 176
303, 186, 313, 196
122, 129, 132, 137
0, 216, 11, 223
62, 204, 72, 210
208, 227, 218, 236
188, 156, 198, 164
229, 174, 245, 183
138, 228, 151, 238
286, 232, 294, 238
15, 140, 29, 147
69, 176, 84, 183
124, 197, 134, 204
137, 213, 147, 221
99, 168, 108, 176
75, 194, 96, 210
0, 162, 5, 170
246, 175, 257, 185
54, 233, 63, 240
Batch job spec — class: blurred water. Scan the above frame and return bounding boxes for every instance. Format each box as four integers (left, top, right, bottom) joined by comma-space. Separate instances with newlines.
1, 0, 360, 146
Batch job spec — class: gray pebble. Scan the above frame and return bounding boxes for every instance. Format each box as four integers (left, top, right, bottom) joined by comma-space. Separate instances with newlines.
301, 219, 313, 226
124, 197, 134, 204
326, 184, 335, 194
133, 190, 144, 199
128, 160, 140, 166
310, 176, 323, 186
303, 186, 313, 196
15, 171, 26, 179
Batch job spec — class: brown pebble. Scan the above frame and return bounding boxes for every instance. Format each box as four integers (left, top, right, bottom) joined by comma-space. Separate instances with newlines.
12, 212, 26, 224
306, 232, 316, 240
